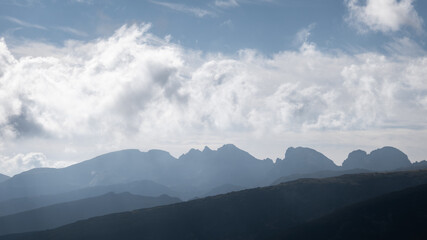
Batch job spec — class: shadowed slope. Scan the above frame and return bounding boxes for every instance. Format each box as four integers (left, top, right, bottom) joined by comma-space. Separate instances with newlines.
2, 170, 427, 240
278, 183, 427, 240
0, 192, 181, 236
0, 179, 176, 217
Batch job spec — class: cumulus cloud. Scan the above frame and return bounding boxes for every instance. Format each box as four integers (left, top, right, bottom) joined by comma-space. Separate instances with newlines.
346, 0, 424, 33
0, 152, 68, 176
0, 24, 426, 173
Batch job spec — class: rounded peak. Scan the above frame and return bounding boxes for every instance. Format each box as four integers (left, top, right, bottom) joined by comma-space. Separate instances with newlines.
342, 149, 368, 168
284, 146, 322, 157
147, 149, 174, 158
348, 149, 367, 157
371, 146, 404, 154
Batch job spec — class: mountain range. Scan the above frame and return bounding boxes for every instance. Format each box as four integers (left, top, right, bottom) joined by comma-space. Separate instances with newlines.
2, 170, 427, 240
0, 145, 418, 203
0, 144, 425, 239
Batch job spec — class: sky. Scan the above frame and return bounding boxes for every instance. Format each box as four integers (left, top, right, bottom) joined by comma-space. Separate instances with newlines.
0, 0, 427, 176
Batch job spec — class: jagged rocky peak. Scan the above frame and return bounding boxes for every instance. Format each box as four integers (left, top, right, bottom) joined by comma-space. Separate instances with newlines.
203, 146, 213, 152
218, 144, 239, 151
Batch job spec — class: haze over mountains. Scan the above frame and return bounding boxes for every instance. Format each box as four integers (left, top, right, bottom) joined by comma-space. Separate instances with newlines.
0, 174, 9, 183
0, 193, 180, 236
0, 144, 425, 238
0, 144, 418, 203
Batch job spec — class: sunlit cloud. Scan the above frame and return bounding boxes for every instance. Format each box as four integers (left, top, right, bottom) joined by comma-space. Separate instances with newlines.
346, 0, 424, 33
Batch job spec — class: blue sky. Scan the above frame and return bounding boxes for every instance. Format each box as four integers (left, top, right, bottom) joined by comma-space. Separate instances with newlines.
1, 0, 426, 54
0, 0, 427, 175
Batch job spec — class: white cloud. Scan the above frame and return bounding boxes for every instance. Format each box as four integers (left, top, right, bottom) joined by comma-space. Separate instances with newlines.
150, 1, 214, 18
0, 24, 426, 174
0, 152, 68, 176
346, 0, 424, 33
294, 23, 316, 46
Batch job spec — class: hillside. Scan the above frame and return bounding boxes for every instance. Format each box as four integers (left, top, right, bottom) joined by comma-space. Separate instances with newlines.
278, 183, 427, 239
0, 179, 176, 217
2, 170, 427, 240
0, 192, 180, 236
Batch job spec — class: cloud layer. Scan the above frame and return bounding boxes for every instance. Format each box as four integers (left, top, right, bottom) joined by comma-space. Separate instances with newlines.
0, 24, 427, 175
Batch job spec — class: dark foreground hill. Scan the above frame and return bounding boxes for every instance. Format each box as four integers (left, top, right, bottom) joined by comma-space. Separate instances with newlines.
3, 170, 427, 240
278, 183, 427, 240
0, 193, 180, 236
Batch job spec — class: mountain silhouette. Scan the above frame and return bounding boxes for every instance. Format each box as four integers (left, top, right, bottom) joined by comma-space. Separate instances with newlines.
0, 145, 275, 201
0, 145, 419, 203
271, 147, 338, 180
177, 144, 274, 190
278, 182, 427, 240
0, 174, 8, 183
0, 192, 180, 236
0, 179, 176, 217
342, 147, 411, 171
3, 170, 427, 240
0, 149, 179, 201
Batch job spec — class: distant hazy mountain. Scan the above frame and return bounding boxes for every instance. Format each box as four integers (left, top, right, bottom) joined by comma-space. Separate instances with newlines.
0, 145, 419, 202
271, 147, 338, 180
177, 144, 274, 189
399, 160, 427, 171
0, 149, 179, 201
342, 147, 412, 171
0, 174, 9, 183
0, 145, 276, 202
271, 168, 371, 185
0, 192, 180, 236
4, 170, 427, 240
0, 179, 176, 217
279, 183, 427, 240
